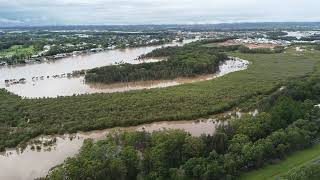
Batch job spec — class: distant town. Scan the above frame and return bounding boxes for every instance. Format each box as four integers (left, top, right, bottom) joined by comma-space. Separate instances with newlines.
1, 24, 320, 66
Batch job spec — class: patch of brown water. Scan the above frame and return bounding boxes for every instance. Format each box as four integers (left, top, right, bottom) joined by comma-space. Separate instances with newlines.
0, 119, 224, 180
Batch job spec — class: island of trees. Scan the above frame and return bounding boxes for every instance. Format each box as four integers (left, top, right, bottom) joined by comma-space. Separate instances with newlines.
85, 44, 228, 84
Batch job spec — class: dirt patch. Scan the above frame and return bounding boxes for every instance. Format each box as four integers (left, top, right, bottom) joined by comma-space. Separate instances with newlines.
215, 40, 279, 49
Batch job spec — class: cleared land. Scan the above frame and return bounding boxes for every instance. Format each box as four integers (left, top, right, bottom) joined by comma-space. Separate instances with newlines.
206, 39, 280, 49
1, 46, 320, 149
239, 143, 320, 180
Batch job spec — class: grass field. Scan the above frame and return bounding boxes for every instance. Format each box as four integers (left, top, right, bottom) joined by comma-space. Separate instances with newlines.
0, 45, 36, 58
1, 46, 320, 149
239, 144, 320, 180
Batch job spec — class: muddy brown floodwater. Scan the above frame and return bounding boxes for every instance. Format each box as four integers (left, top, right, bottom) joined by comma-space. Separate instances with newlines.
0, 119, 226, 180
3, 57, 249, 98
0, 39, 196, 96
0, 39, 251, 180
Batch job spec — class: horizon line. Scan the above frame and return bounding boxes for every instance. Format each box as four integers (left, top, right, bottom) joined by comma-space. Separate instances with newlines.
2, 21, 320, 28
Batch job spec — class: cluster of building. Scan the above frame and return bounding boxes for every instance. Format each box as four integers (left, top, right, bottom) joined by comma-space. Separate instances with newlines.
4, 78, 26, 85
235, 38, 291, 46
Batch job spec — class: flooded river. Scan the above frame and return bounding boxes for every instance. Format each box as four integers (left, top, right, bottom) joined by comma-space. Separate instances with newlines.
0, 38, 249, 98
0, 39, 251, 179
0, 39, 195, 97
0, 119, 226, 180
3, 58, 249, 98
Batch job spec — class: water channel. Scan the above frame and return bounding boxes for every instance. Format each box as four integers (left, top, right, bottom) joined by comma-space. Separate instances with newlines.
0, 39, 251, 179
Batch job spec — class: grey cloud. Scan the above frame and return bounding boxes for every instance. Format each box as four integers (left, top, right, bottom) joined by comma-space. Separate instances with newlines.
0, 0, 319, 25
0, 18, 24, 24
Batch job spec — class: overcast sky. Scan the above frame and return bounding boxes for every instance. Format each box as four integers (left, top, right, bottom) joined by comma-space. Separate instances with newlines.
0, 0, 319, 26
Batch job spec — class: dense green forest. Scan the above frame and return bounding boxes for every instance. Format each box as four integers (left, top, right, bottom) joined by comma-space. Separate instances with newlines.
46, 74, 320, 180
85, 44, 227, 83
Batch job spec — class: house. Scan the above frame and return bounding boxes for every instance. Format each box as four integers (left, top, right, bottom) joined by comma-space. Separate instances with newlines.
296, 47, 304, 52
19, 78, 27, 83
0, 61, 7, 66
90, 48, 104, 53
53, 54, 67, 59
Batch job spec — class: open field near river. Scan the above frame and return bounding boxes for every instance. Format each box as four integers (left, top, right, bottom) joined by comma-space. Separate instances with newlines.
239, 143, 320, 180
0, 45, 36, 58
1, 46, 320, 150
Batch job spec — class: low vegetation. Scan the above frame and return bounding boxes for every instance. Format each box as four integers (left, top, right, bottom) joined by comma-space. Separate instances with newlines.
0, 45, 36, 64
240, 144, 320, 180
283, 163, 320, 180
237, 45, 285, 54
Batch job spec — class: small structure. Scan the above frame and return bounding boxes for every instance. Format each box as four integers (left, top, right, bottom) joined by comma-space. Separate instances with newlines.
296, 47, 304, 52
19, 78, 27, 83
0, 61, 7, 66
90, 48, 104, 53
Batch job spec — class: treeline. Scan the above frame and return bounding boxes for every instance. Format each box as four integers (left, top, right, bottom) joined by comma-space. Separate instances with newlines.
266, 31, 289, 37
0, 34, 33, 51
139, 46, 181, 58
266, 31, 298, 42
140, 39, 240, 59
44, 44, 98, 56
267, 32, 320, 42
45, 75, 320, 179
300, 34, 320, 41
85, 45, 227, 84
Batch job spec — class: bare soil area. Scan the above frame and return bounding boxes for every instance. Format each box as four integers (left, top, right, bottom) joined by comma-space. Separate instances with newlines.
216, 40, 278, 49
